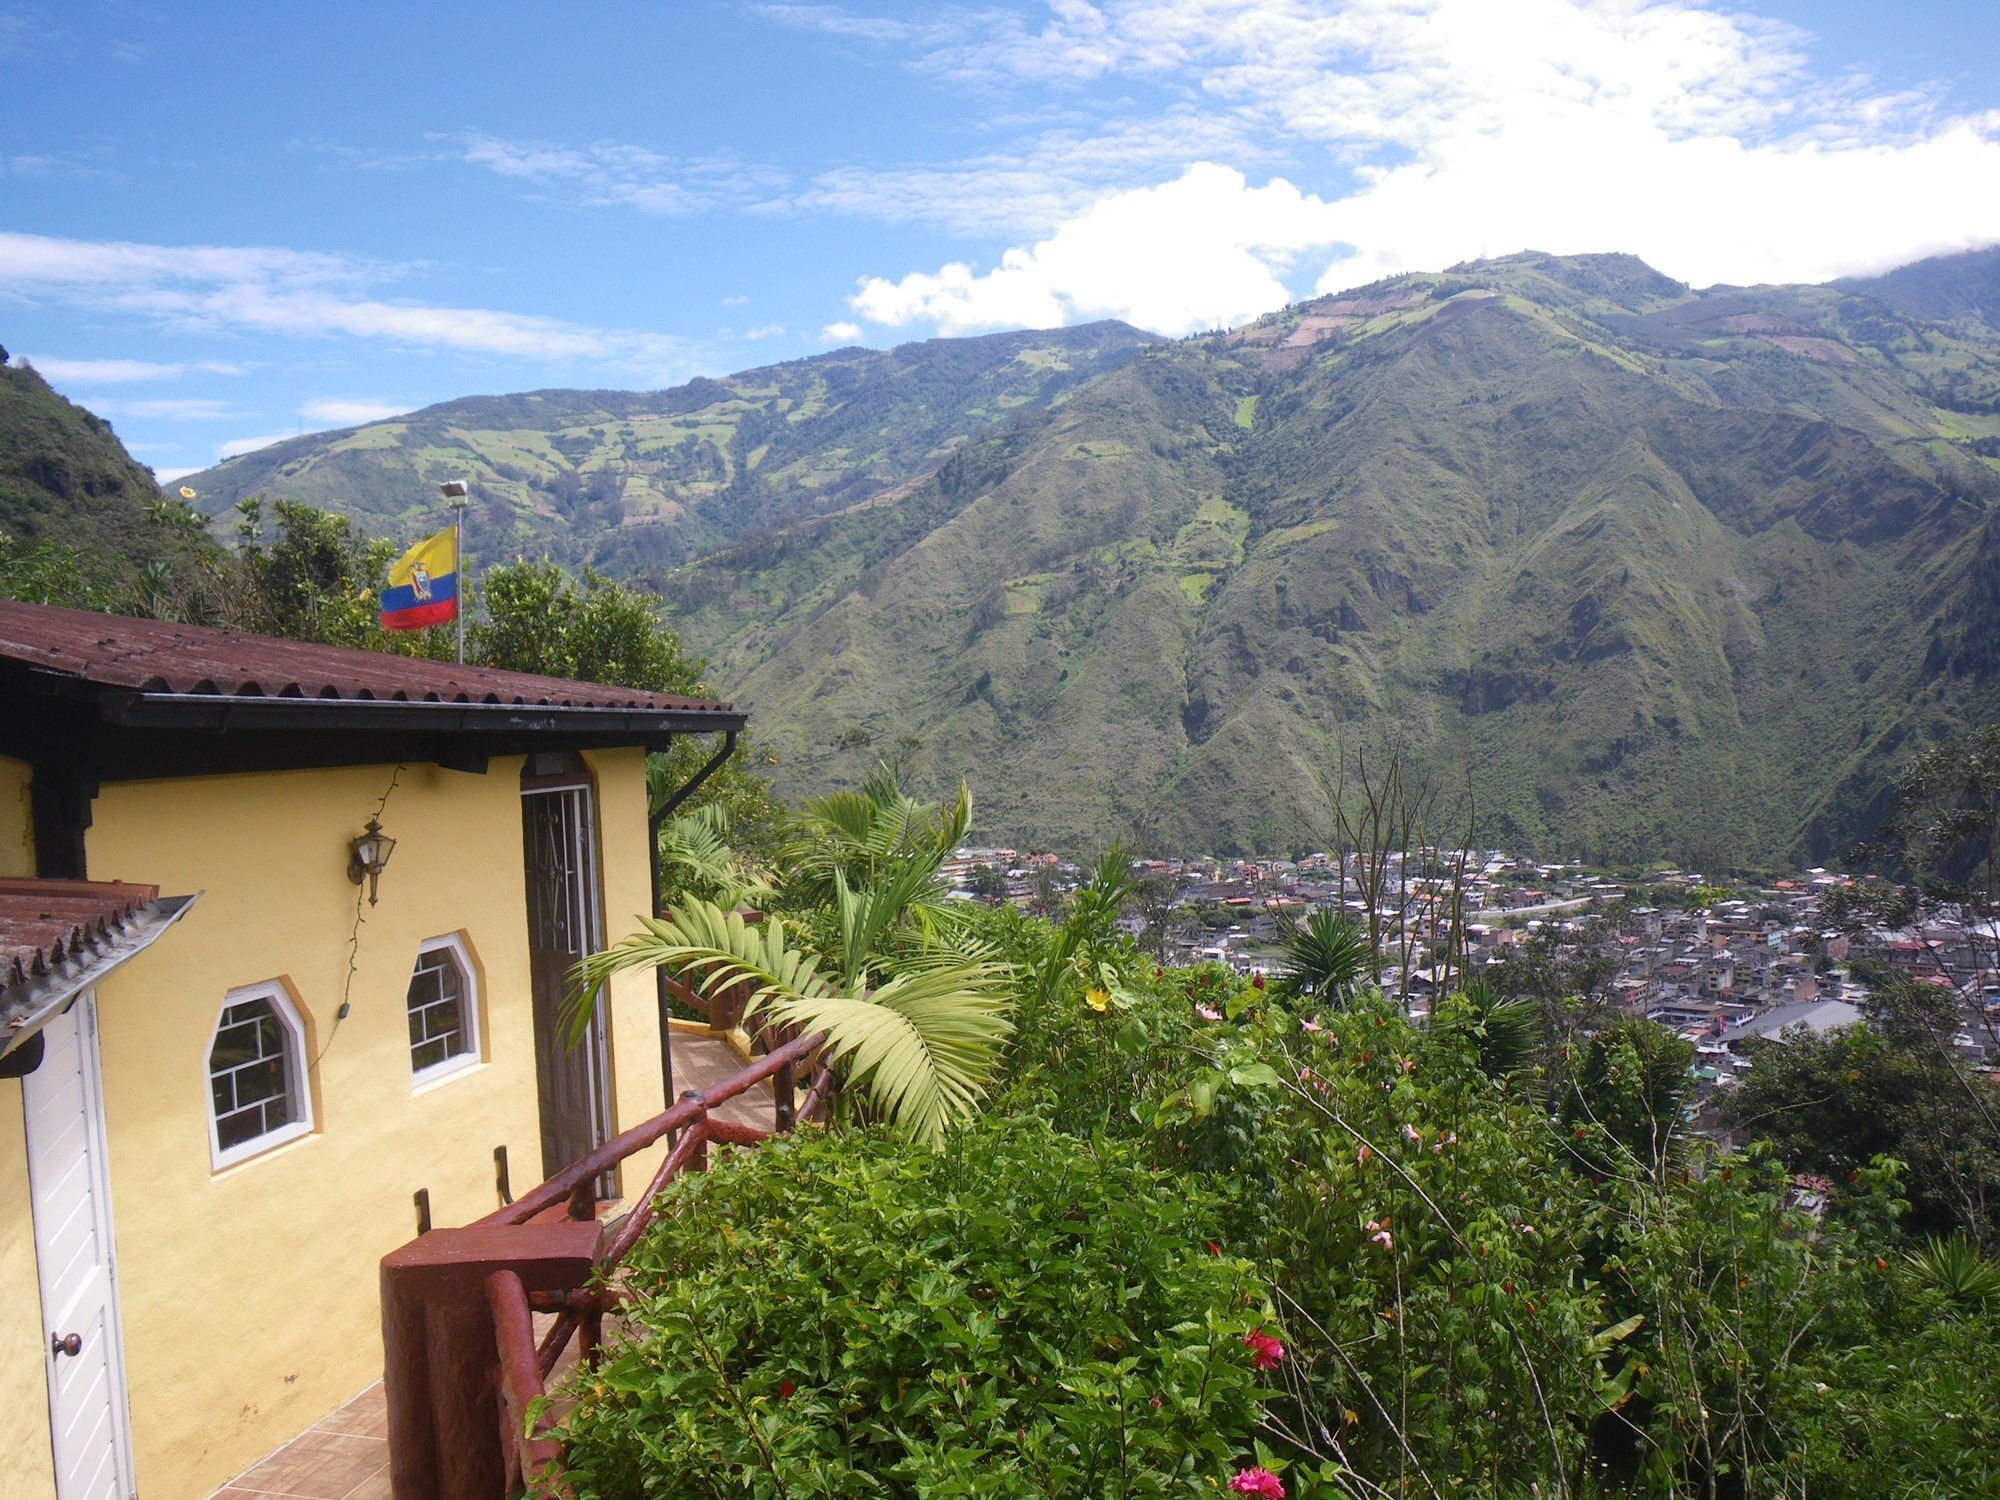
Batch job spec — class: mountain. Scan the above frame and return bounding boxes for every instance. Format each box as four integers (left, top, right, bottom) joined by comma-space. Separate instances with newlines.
1, 350, 177, 565
661, 251, 2000, 865
1838, 245, 2000, 340
164, 249, 2000, 864
179, 323, 1156, 573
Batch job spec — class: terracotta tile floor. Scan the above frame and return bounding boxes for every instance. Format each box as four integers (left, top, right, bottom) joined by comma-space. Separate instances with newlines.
210, 1385, 389, 1499
672, 1033, 782, 1132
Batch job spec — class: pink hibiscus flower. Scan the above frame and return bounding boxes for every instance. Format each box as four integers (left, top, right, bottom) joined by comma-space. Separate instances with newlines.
1242, 1330, 1286, 1370
1230, 1467, 1286, 1497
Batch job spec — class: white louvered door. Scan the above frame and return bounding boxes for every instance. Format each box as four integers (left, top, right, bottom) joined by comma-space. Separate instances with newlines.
24, 993, 136, 1499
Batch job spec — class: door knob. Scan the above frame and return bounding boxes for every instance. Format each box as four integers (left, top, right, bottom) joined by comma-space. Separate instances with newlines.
51, 1332, 81, 1358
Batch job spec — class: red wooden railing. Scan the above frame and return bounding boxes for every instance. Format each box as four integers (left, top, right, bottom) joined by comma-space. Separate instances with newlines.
383, 1018, 832, 1500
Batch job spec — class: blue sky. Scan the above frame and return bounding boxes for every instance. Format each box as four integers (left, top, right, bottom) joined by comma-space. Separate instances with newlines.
5, 0, 2000, 482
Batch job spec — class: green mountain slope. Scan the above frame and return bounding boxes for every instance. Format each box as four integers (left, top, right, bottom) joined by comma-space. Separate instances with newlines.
178, 323, 1155, 572
665, 251, 2000, 864
1, 350, 177, 563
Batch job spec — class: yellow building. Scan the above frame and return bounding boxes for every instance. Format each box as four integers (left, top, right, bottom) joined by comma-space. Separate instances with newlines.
0, 600, 744, 1498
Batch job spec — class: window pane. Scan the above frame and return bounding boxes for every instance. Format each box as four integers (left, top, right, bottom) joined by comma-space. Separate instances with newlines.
407, 946, 472, 1074
208, 995, 300, 1157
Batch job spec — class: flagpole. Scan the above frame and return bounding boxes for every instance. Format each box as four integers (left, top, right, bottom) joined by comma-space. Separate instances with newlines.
454, 499, 466, 665
440, 480, 470, 665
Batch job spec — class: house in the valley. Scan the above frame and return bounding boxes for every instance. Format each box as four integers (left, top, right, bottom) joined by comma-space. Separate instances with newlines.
0, 600, 744, 1497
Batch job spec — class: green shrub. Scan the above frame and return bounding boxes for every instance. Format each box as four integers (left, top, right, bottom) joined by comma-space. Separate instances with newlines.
556, 1116, 1275, 1497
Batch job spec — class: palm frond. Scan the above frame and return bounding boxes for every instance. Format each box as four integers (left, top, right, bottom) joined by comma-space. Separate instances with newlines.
779, 764, 970, 906
1436, 978, 1540, 1081
568, 899, 1013, 1143
1905, 1232, 2000, 1309
562, 902, 825, 1045
1277, 908, 1375, 1007
758, 955, 1015, 1143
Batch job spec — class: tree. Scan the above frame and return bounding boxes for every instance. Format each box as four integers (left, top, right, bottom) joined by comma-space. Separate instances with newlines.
234, 498, 410, 650
472, 558, 705, 694
966, 862, 1007, 900
1558, 1016, 1695, 1180
1722, 1021, 2000, 1242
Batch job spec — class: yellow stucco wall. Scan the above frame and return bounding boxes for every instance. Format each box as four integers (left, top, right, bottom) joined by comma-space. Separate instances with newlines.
70, 745, 664, 1496
1, 1076, 60, 1500
0, 754, 32, 878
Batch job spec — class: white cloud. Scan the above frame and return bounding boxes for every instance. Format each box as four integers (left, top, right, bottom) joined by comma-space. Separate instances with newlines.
448, 132, 785, 218
296, 397, 412, 425
216, 433, 294, 460
155, 466, 201, 482
88, 396, 246, 421
0, 230, 709, 381
836, 0, 2000, 334
744, 4, 955, 46
852, 164, 1344, 335
743, 323, 786, 340
787, 107, 1266, 237
21, 356, 247, 383
722, 293, 749, 307
819, 321, 865, 343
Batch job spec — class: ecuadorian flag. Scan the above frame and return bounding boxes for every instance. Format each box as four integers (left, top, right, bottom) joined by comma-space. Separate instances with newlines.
379, 526, 459, 630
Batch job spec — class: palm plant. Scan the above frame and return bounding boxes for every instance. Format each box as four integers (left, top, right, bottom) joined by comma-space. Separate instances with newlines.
652, 801, 770, 908
1028, 841, 1139, 1008
1274, 907, 1376, 1008
1905, 1232, 2000, 1310
571, 775, 1012, 1143
778, 761, 970, 913
1436, 977, 1540, 1082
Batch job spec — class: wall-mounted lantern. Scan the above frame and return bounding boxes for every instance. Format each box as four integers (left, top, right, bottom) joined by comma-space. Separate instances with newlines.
348, 817, 397, 905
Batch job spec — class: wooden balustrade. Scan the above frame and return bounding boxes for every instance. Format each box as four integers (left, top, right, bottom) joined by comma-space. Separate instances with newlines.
388, 1027, 829, 1499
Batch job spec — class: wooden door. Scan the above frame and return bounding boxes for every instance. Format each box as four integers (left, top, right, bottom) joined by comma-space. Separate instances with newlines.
24, 993, 137, 1499
521, 781, 612, 1182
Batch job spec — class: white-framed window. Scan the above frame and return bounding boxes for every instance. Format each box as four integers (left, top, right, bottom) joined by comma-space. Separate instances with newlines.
407, 933, 480, 1084
207, 982, 312, 1169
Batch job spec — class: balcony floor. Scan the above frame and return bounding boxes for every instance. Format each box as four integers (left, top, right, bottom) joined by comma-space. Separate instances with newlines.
211, 1384, 388, 1499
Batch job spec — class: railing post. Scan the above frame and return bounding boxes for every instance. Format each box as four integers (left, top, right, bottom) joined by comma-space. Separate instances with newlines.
379, 1221, 599, 1500
774, 1056, 796, 1132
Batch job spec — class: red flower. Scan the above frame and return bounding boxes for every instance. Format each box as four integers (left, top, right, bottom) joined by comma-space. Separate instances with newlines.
1242, 1330, 1286, 1370
1251, 972, 1266, 990
779, 1379, 795, 1399
1206, 1240, 1223, 1256
1230, 1467, 1286, 1497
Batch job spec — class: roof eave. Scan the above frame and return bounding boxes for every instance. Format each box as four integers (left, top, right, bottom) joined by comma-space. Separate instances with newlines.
96, 690, 747, 741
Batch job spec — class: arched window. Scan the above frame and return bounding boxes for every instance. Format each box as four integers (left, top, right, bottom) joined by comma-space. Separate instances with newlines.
207, 983, 311, 1168
407, 934, 480, 1083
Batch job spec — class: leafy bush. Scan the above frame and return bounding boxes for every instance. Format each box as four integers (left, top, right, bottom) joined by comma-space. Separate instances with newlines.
557, 1117, 1275, 1497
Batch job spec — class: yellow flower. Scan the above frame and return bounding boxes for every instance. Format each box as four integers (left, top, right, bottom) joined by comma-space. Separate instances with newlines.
178, 486, 197, 500
1084, 987, 1112, 1013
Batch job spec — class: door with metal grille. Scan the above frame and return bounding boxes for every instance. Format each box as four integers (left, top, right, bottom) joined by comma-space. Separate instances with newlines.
521, 777, 613, 1182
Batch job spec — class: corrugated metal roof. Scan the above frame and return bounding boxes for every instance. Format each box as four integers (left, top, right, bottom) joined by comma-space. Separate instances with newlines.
0, 879, 201, 1058
0, 878, 160, 991
0, 600, 736, 714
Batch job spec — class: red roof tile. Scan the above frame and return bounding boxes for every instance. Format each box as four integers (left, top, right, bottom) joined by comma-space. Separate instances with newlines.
0, 600, 736, 714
